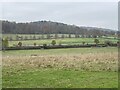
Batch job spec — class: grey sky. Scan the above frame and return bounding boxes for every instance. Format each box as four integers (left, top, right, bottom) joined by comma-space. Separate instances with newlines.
1, 2, 118, 30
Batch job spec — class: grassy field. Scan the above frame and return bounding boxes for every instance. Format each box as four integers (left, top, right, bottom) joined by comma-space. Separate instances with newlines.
2, 68, 118, 88
2, 34, 117, 39
2, 47, 118, 56
2, 34, 118, 46
7, 38, 118, 47
2, 47, 118, 88
0, 51, 1, 89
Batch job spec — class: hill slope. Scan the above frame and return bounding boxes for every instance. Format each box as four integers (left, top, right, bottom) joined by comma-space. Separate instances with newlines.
2, 20, 116, 36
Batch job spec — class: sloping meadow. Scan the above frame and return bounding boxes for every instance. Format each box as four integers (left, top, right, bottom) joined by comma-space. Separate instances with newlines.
2, 47, 118, 88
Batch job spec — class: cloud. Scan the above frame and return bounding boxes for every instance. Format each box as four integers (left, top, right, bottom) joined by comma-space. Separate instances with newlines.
1, 2, 118, 30
1, 0, 119, 2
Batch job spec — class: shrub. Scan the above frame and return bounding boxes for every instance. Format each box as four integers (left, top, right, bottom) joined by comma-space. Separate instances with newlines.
24, 36, 28, 40
16, 35, 19, 40
47, 34, 50, 39
93, 35, 97, 38
94, 39, 99, 45
81, 35, 84, 38
33, 35, 36, 40
30, 36, 33, 40
34, 43, 36, 46
82, 41, 85, 45
75, 34, 79, 38
55, 34, 58, 39
38, 36, 41, 39
2, 37, 9, 48
18, 42, 22, 47
43, 44, 47, 47
117, 41, 120, 46
104, 40, 113, 46
9, 36, 13, 41
61, 34, 65, 38
41, 34, 44, 39
51, 40, 56, 45
20, 36, 23, 40
68, 34, 71, 38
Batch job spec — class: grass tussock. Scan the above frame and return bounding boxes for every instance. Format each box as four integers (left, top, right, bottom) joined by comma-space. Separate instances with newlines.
2, 52, 118, 71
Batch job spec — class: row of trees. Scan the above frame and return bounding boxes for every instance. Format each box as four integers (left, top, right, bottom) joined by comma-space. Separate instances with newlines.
3, 34, 103, 41
2, 37, 114, 48
2, 20, 116, 37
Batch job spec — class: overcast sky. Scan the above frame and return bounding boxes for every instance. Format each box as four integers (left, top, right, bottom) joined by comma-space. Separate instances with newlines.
1, 1, 118, 30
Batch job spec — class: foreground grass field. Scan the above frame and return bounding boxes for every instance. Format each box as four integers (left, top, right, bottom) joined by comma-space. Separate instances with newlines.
2, 47, 118, 88
2, 68, 118, 88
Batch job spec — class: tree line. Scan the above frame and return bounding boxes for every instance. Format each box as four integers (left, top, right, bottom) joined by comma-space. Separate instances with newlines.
2, 37, 119, 50
2, 20, 117, 37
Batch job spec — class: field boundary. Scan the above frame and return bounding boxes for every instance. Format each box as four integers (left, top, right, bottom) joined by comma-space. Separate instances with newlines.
2, 44, 118, 50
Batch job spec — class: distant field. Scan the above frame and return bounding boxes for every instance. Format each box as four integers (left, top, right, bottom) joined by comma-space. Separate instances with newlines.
2, 47, 118, 88
2, 34, 118, 47
2, 47, 118, 56
2, 34, 75, 39
0, 51, 1, 89
6, 38, 118, 47
2, 34, 117, 38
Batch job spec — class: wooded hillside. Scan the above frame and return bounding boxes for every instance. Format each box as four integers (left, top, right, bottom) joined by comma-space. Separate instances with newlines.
2, 20, 117, 37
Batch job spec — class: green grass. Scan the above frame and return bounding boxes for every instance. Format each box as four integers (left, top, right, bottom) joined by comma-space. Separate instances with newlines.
2, 68, 118, 88
2, 34, 118, 46
2, 47, 118, 88
7, 37, 118, 46
2, 47, 118, 56
2, 34, 75, 40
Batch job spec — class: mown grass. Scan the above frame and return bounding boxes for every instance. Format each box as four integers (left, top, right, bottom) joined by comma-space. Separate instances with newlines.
2, 68, 118, 88
2, 47, 118, 88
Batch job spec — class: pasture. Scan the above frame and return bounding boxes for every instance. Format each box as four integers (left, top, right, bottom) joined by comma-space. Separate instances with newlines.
7, 38, 118, 47
2, 47, 118, 88
2, 34, 118, 47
